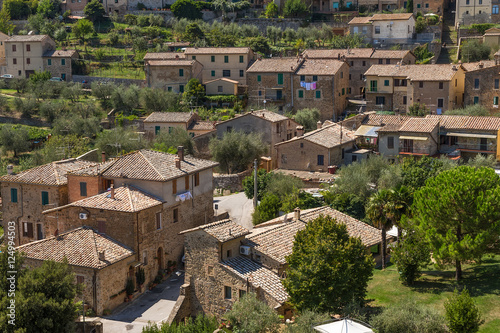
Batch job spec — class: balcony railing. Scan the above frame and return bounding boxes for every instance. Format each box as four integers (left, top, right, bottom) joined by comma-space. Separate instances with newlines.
442, 143, 496, 152
400, 147, 430, 154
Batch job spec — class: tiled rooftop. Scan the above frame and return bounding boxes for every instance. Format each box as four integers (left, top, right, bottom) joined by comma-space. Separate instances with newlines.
146, 60, 197, 67
277, 123, 356, 148
304, 48, 375, 59
184, 47, 251, 54
7, 35, 49, 42
221, 256, 289, 303
362, 114, 412, 126
399, 117, 440, 133
247, 57, 303, 73
180, 219, 250, 242
17, 226, 134, 269
144, 112, 195, 123
187, 121, 216, 131
144, 52, 186, 60
296, 59, 345, 75
349, 16, 372, 24
371, 50, 413, 59
247, 206, 387, 264
426, 115, 500, 131
43, 50, 77, 58
364, 64, 463, 81
0, 159, 96, 186
461, 61, 497, 71
370, 13, 414, 21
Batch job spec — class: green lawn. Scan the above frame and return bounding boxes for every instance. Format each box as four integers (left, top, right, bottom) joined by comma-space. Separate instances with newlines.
367, 256, 500, 332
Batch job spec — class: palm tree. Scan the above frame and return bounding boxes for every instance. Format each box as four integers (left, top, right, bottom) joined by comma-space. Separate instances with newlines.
385, 185, 413, 241
366, 189, 393, 269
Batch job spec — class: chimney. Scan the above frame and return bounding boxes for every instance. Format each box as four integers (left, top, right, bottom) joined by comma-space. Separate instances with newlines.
294, 208, 301, 220
110, 184, 115, 199
296, 126, 304, 137
99, 250, 106, 261
101, 151, 106, 163
317, 121, 322, 129
175, 54, 179, 60
175, 157, 181, 169
7, 164, 13, 175
177, 146, 184, 161
479, 61, 484, 68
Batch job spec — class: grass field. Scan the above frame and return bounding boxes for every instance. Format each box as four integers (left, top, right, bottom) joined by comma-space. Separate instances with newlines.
367, 256, 500, 332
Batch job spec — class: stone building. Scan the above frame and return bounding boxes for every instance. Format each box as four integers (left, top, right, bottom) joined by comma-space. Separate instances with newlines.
17, 226, 134, 315
143, 112, 214, 138
0, 158, 96, 246
177, 206, 389, 320
355, 0, 402, 12
184, 47, 255, 85
386, 117, 440, 157
303, 48, 416, 99
5, 35, 77, 80
349, 13, 416, 45
493, 0, 500, 23
275, 122, 357, 171
364, 63, 466, 114
61, 0, 90, 16
215, 110, 300, 169
204, 78, 238, 96
412, 0, 447, 14
462, 61, 500, 113
0, 31, 9, 70
145, 57, 203, 91
455, 0, 492, 26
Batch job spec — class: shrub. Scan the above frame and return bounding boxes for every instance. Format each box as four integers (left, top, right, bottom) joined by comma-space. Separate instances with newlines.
461, 39, 491, 62
445, 288, 484, 333
391, 231, 431, 285
224, 293, 280, 333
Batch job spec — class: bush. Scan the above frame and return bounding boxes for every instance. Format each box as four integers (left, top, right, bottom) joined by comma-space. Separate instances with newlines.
461, 39, 491, 62
284, 0, 310, 17
224, 293, 280, 333
391, 231, 431, 285
171, 0, 202, 20
371, 300, 447, 333
445, 288, 484, 333
292, 108, 320, 132
445, 104, 491, 116
265, 1, 279, 18
415, 16, 427, 33
143, 314, 218, 332
286, 310, 331, 333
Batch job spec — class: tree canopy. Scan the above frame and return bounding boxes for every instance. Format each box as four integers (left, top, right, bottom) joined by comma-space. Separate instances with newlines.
412, 166, 500, 280
284, 215, 374, 314
291, 108, 320, 132
84, 0, 106, 22
224, 293, 281, 333
171, 0, 202, 20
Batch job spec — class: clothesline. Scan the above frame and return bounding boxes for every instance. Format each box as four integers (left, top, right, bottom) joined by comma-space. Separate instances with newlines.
300, 81, 317, 90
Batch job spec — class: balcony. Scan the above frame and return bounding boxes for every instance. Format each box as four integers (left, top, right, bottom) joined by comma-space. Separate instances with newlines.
399, 147, 431, 155
441, 143, 496, 153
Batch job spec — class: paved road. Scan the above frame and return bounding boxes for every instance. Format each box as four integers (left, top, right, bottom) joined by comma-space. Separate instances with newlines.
214, 192, 254, 230
97, 272, 184, 333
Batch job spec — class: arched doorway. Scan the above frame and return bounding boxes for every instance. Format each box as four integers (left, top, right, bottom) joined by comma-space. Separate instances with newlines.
157, 247, 163, 270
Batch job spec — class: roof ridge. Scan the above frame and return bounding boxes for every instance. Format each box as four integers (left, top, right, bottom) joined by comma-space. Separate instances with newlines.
126, 185, 135, 212
138, 150, 167, 181
52, 161, 62, 185
90, 226, 101, 267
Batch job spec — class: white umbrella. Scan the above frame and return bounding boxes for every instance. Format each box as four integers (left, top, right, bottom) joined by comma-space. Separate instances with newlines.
314, 318, 374, 333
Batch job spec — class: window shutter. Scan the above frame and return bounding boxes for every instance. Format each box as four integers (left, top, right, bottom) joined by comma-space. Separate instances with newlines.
185, 175, 189, 190
172, 179, 177, 194
27, 223, 33, 238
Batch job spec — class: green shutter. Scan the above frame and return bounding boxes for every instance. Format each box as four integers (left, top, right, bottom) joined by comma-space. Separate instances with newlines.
342, 88, 345, 95
313, 75, 318, 81
155, 126, 160, 135
298, 90, 304, 98
179, 85, 184, 93
277, 73, 283, 85
61, 59, 65, 66
41, 191, 49, 205
47, 59, 51, 66
11, 188, 17, 203
179, 69, 184, 77
370, 80, 377, 92
384, 79, 389, 86
211, 55, 215, 62
192, 56, 196, 60
239, 55, 244, 63
211, 70, 215, 77
315, 91, 321, 98
257, 75, 261, 82
495, 97, 499, 105
224, 55, 228, 63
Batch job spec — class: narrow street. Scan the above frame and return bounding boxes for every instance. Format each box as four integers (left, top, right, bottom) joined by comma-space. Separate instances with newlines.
436, 10, 458, 64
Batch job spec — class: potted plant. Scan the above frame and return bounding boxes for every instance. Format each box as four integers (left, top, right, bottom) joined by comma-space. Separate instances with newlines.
125, 277, 135, 300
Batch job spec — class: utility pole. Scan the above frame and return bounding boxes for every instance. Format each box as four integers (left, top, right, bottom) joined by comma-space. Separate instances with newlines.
253, 159, 258, 208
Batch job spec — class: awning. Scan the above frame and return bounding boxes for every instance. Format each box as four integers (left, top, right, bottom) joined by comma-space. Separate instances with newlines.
270, 87, 284, 90
314, 318, 374, 333
128, 261, 143, 268
354, 125, 381, 137
176, 191, 193, 202
445, 132, 497, 139
400, 135, 428, 141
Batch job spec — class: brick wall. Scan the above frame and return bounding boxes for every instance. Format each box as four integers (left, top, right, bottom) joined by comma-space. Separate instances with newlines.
67, 175, 103, 203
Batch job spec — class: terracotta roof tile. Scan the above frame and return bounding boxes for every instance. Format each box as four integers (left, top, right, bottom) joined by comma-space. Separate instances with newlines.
247, 57, 303, 73
303, 48, 375, 59
43, 50, 78, 58
0, 159, 96, 186
296, 59, 345, 75
144, 52, 186, 60
247, 206, 387, 264
180, 219, 250, 242
146, 59, 197, 67
361, 114, 412, 126
461, 61, 497, 71
371, 50, 413, 59
426, 115, 500, 131
277, 123, 356, 148
349, 16, 372, 24
17, 226, 134, 269
144, 112, 195, 123
221, 256, 289, 303
187, 121, 216, 131
399, 117, 439, 133
365, 64, 462, 81
370, 13, 414, 21
7, 35, 49, 42
184, 47, 251, 54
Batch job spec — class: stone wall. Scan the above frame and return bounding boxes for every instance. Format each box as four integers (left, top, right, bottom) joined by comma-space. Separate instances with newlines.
167, 283, 192, 324
213, 169, 252, 192
464, 64, 500, 114
193, 130, 216, 160
237, 18, 348, 34
72, 75, 145, 87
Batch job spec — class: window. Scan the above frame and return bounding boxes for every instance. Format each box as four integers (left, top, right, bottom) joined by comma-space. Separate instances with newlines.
185, 175, 189, 190
239, 69, 244, 77
494, 96, 499, 105
403, 96, 407, 105
370, 244, 380, 254
317, 155, 324, 166
239, 290, 246, 298
12, 45, 16, 52
375, 26, 380, 34
438, 98, 444, 108
479, 0, 482, 4
388, 136, 394, 149
173, 208, 179, 222
313, 75, 318, 81
474, 96, 479, 104
378, 59, 383, 64
494, 5, 499, 14
26, 44, 30, 52
41, 191, 49, 205
258, 90, 262, 96
352, 155, 358, 162
426, 3, 429, 7
179, 85, 184, 93
257, 75, 261, 82
168, 127, 173, 134
362, 61, 366, 66
76, 276, 85, 285
419, 81, 424, 88
114, 0, 118, 3
224, 55, 229, 63
211, 70, 215, 77
26, 57, 30, 64
223, 70, 231, 77
195, 172, 200, 186
61, 58, 65, 66
172, 179, 177, 194
156, 212, 162, 229
226, 126, 233, 132
349, 74, 351, 80
226, 249, 232, 258
384, 79, 389, 86
155, 126, 160, 135
417, 3, 421, 7
439, 82, 444, 89
11, 188, 18, 203
277, 73, 283, 85
370, 80, 377, 92
23, 222, 33, 238
224, 286, 232, 299
143, 251, 148, 265
386, 59, 390, 64
495, 79, 499, 89
342, 88, 345, 95
376, 96, 385, 105
192, 56, 196, 60
298, 90, 304, 98
167, 87, 172, 92
80, 182, 87, 197
47, 58, 52, 66
211, 55, 215, 62
239, 55, 244, 63
315, 90, 321, 98
179, 69, 184, 77
13, 58, 17, 65
342, 148, 345, 159
300, 75, 305, 81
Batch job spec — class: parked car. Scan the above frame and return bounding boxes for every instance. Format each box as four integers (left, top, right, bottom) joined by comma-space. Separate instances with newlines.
49, 77, 63, 82
1, 74, 14, 79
